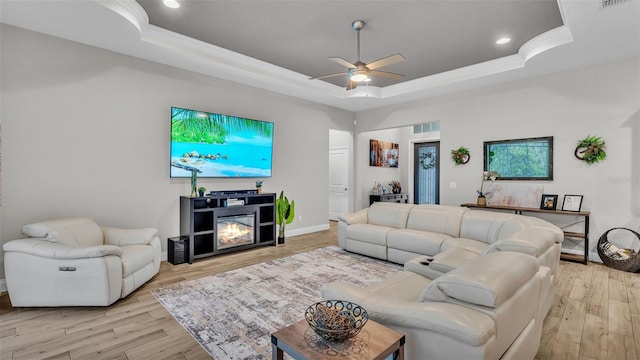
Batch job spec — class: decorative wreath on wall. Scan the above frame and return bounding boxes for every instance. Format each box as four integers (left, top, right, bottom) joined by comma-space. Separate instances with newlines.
419, 152, 436, 170
574, 135, 606, 165
450, 146, 470, 166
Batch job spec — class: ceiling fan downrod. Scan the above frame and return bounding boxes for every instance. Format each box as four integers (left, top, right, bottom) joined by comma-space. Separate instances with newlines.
352, 20, 365, 63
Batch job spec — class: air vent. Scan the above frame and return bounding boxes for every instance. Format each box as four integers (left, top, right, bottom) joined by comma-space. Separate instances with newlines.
602, 0, 627, 8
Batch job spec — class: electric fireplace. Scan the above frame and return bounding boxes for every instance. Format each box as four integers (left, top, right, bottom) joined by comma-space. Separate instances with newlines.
217, 213, 255, 250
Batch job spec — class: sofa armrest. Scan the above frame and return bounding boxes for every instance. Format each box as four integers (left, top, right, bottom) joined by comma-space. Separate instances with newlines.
321, 281, 495, 346
2, 238, 122, 259
101, 226, 159, 247
337, 208, 368, 225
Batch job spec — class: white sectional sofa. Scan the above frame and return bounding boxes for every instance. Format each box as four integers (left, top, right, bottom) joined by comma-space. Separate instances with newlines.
322, 251, 550, 359
337, 202, 563, 275
332, 202, 565, 359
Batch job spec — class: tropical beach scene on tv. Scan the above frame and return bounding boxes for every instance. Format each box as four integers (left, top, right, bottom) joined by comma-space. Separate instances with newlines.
170, 107, 274, 178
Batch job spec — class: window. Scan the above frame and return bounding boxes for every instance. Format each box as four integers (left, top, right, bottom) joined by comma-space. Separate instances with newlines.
484, 136, 553, 180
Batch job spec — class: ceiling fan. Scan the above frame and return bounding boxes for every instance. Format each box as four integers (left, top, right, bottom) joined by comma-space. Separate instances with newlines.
310, 20, 406, 90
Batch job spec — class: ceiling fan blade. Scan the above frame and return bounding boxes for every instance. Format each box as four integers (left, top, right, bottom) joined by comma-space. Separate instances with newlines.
346, 81, 358, 90
369, 70, 405, 80
329, 57, 357, 69
367, 53, 406, 70
309, 72, 347, 80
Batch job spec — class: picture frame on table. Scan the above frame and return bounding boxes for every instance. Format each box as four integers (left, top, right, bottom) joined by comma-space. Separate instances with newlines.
540, 194, 558, 210
562, 195, 584, 212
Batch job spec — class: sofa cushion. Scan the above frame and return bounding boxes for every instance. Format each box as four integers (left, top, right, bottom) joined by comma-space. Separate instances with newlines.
406, 205, 467, 237
367, 202, 413, 229
420, 252, 538, 308
345, 224, 392, 246
459, 211, 522, 244
440, 237, 488, 254
22, 218, 104, 247
387, 229, 451, 256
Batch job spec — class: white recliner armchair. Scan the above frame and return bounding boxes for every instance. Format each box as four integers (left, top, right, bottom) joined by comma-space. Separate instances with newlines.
3, 217, 161, 307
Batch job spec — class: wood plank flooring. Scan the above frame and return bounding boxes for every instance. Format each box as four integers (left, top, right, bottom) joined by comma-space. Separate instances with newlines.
1, 222, 638, 359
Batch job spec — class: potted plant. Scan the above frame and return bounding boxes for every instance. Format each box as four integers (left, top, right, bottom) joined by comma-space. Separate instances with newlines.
451, 146, 470, 165
256, 180, 263, 193
476, 171, 498, 206
575, 135, 606, 165
276, 191, 295, 244
198, 186, 206, 197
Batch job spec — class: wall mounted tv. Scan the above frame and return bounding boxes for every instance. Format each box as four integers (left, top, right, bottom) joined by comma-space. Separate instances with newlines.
170, 106, 274, 178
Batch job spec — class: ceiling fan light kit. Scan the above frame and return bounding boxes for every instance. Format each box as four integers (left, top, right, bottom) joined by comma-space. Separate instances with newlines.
311, 19, 406, 90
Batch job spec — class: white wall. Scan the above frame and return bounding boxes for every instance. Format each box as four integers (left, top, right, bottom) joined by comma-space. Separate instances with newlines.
0, 25, 354, 279
356, 58, 640, 261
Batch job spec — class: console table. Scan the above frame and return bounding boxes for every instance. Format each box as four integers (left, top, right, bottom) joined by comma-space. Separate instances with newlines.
370, 193, 409, 206
461, 203, 590, 265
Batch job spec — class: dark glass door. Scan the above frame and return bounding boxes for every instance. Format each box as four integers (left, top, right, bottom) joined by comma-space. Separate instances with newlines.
414, 142, 440, 204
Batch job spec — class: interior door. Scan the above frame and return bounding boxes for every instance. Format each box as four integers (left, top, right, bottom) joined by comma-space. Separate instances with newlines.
329, 147, 349, 220
414, 142, 440, 204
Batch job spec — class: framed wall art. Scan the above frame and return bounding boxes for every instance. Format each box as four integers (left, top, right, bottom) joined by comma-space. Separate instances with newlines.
370, 139, 399, 168
562, 195, 584, 212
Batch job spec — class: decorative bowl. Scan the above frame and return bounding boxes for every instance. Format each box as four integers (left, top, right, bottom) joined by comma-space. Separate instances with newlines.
304, 300, 368, 342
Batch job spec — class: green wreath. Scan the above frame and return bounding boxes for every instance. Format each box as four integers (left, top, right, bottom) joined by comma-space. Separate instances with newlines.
575, 135, 606, 165
451, 146, 470, 166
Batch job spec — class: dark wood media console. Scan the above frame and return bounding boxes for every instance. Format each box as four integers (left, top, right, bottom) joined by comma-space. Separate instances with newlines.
180, 192, 276, 264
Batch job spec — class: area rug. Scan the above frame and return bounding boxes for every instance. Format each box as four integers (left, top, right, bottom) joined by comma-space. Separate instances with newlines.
152, 246, 402, 359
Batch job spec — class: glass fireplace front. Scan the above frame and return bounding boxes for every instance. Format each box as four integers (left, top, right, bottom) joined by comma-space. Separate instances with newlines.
217, 213, 255, 250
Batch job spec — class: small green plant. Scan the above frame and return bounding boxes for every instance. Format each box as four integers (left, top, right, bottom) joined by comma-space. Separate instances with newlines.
198, 187, 206, 193
451, 146, 470, 165
276, 191, 295, 240
255, 180, 263, 187
575, 135, 606, 165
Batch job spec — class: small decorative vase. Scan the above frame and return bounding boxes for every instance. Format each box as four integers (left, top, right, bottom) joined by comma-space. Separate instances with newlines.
257, 187, 263, 194
198, 190, 205, 197
477, 196, 487, 206
190, 169, 198, 197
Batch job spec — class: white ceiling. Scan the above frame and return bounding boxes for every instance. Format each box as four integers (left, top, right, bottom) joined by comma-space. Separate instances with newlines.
1, 0, 639, 112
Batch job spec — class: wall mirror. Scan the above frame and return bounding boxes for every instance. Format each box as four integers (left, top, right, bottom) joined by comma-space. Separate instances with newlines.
483, 136, 553, 180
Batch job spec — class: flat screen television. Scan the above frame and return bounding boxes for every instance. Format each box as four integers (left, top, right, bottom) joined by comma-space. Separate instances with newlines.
170, 106, 274, 178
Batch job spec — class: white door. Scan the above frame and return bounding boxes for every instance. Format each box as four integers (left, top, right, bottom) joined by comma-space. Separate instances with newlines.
329, 147, 349, 220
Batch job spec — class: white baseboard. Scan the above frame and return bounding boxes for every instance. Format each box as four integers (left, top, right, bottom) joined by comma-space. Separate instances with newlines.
0, 279, 7, 293
286, 224, 330, 237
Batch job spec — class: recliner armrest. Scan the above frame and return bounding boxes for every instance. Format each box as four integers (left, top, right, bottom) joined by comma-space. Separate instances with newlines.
2, 238, 122, 259
485, 229, 556, 257
337, 208, 368, 225
102, 226, 159, 247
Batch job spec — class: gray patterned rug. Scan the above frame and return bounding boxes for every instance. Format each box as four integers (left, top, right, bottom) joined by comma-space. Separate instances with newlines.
152, 246, 401, 359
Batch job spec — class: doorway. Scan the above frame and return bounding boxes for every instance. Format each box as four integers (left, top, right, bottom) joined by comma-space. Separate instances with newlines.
329, 129, 352, 220
414, 142, 440, 204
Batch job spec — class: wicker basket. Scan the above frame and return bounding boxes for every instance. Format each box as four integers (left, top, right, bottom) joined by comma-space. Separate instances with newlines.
597, 227, 640, 272
304, 300, 368, 342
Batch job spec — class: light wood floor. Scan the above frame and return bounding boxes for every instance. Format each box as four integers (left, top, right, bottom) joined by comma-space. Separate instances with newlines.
1, 222, 638, 359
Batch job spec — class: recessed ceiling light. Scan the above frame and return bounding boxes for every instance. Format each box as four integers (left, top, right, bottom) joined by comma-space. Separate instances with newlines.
163, 0, 180, 9
496, 37, 511, 45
